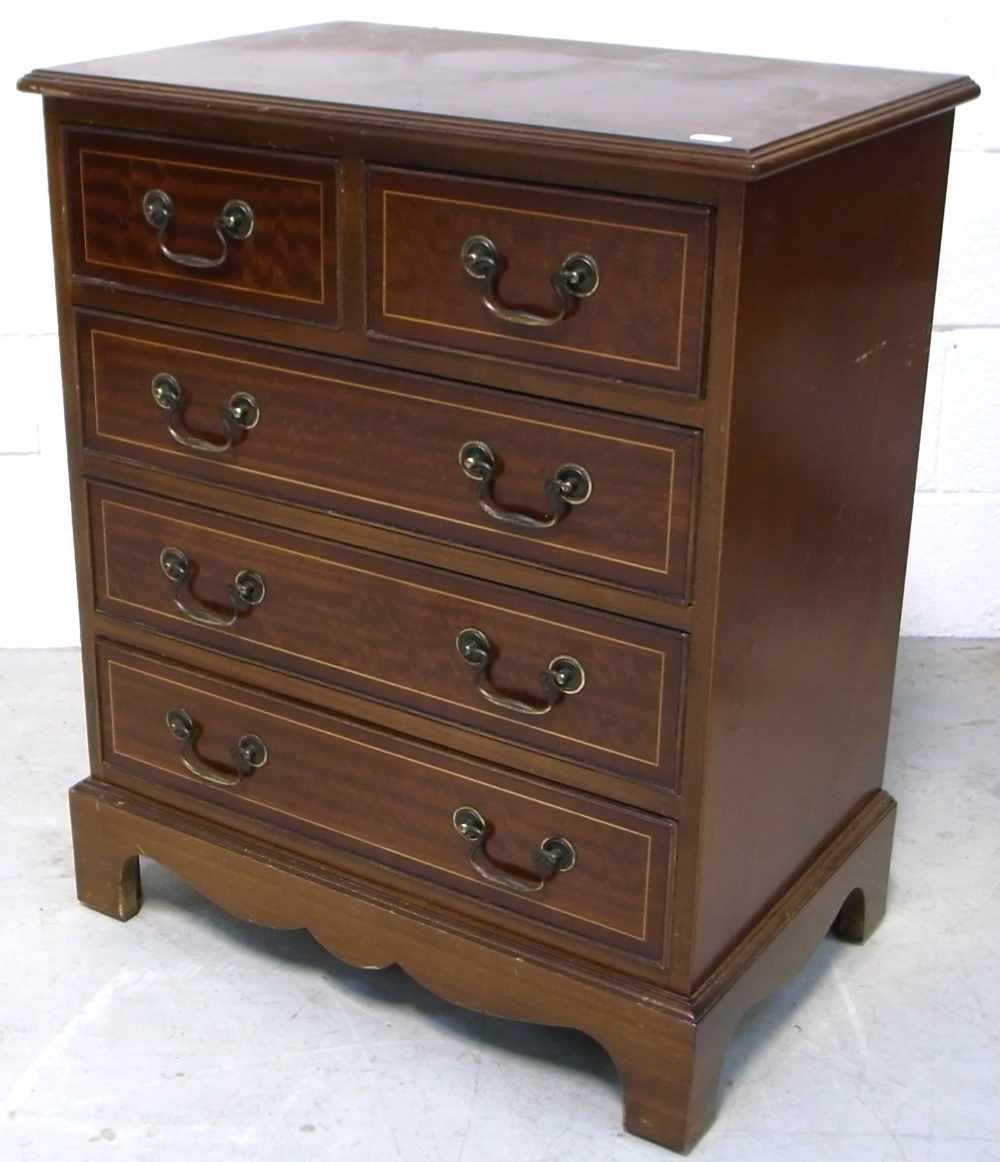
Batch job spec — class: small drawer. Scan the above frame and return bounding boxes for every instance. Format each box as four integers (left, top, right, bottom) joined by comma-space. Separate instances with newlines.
89, 483, 686, 789
96, 643, 676, 959
66, 128, 339, 325
79, 313, 699, 602
368, 167, 712, 393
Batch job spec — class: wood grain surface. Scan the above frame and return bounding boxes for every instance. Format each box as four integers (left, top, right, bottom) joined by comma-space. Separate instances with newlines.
68, 774, 895, 1151
67, 128, 340, 324
88, 482, 687, 788
687, 115, 957, 979
79, 312, 699, 601
20, 23, 979, 178
23, 20, 976, 1152
96, 642, 676, 958
369, 167, 712, 393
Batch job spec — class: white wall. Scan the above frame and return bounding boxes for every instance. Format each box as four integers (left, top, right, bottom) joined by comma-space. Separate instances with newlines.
3, 1, 998, 645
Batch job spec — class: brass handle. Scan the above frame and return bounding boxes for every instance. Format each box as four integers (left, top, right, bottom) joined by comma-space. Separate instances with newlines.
460, 235, 599, 327
142, 188, 254, 270
151, 372, 259, 454
458, 440, 592, 530
453, 806, 576, 894
455, 627, 584, 717
159, 547, 265, 627
165, 708, 267, 787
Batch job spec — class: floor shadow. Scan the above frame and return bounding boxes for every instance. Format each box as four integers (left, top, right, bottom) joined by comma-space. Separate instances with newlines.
138, 857, 859, 1101
138, 857, 620, 1090
718, 933, 847, 1092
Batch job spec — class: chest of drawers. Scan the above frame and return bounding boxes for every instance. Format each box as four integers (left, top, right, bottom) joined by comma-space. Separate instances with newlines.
20, 23, 977, 1151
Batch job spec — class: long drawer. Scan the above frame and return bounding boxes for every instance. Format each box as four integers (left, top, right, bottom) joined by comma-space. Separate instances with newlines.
66, 128, 339, 325
78, 313, 699, 601
88, 483, 687, 788
96, 643, 676, 959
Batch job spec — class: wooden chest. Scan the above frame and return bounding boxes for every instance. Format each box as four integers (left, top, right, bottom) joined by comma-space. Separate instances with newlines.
19, 23, 977, 1151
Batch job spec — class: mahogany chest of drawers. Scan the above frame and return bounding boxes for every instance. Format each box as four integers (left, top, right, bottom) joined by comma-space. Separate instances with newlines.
20, 24, 977, 1151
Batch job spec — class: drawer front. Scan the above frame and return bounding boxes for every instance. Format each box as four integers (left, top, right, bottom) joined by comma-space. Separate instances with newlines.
66, 129, 339, 324
368, 167, 712, 393
89, 483, 686, 789
80, 313, 698, 601
96, 644, 676, 959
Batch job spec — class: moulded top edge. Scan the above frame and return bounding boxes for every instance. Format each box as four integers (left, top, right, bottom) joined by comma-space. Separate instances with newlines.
17, 22, 980, 179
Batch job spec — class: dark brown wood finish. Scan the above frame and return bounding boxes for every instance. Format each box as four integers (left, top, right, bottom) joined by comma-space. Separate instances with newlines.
686, 113, 958, 980
20, 23, 977, 177
96, 643, 675, 958
50, 97, 728, 425
21, 21, 977, 1154
67, 128, 340, 324
68, 773, 896, 1153
89, 482, 687, 790
90, 619, 681, 817
368, 168, 711, 393
79, 312, 699, 601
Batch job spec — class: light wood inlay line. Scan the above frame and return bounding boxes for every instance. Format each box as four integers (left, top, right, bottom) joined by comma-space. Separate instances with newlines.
106, 658, 664, 942
379, 189, 693, 371
77, 148, 329, 305
87, 329, 685, 577
97, 498, 674, 768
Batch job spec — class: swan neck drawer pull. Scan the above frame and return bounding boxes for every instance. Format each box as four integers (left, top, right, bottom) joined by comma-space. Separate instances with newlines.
452, 806, 576, 894
460, 234, 599, 328
458, 440, 592, 530
151, 372, 259, 454
142, 188, 254, 270
455, 627, 584, 716
159, 547, 265, 628
165, 708, 267, 787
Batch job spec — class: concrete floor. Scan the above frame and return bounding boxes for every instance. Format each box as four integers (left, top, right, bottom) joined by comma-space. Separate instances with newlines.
1, 640, 998, 1161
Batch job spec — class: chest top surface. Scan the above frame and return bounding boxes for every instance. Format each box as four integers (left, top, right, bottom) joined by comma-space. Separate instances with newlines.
19, 22, 978, 177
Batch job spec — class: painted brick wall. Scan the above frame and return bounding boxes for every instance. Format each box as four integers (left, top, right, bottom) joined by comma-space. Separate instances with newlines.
3, 1, 997, 645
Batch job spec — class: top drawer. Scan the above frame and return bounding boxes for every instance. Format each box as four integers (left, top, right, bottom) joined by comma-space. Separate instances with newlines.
368, 168, 712, 394
65, 129, 339, 325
